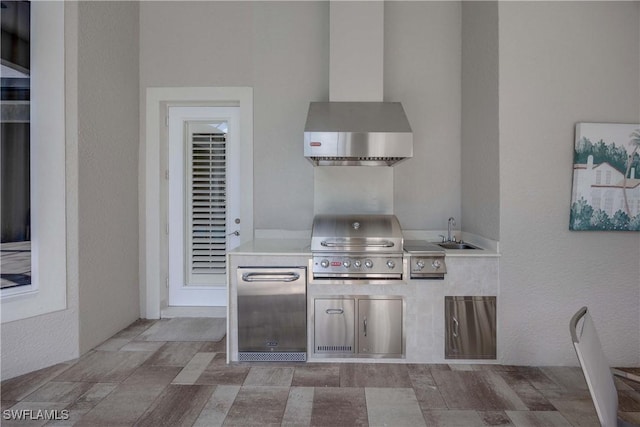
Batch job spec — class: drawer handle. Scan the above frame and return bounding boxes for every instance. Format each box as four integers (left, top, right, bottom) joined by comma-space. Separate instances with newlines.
242, 272, 300, 282
363, 317, 367, 337
325, 308, 344, 315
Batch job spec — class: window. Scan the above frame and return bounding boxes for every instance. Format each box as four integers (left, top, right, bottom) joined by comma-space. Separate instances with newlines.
1, 1, 66, 322
1, 0, 31, 290
595, 170, 602, 185
604, 198, 613, 215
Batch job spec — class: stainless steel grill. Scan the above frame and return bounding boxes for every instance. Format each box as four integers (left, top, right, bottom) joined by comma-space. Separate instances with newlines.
403, 240, 447, 280
310, 214, 404, 281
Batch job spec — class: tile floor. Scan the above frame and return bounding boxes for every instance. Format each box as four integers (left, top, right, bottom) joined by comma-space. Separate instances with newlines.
2, 318, 640, 426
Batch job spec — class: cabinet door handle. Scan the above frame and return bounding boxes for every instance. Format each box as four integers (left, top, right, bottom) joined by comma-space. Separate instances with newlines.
452, 316, 459, 338
325, 308, 344, 315
363, 316, 368, 337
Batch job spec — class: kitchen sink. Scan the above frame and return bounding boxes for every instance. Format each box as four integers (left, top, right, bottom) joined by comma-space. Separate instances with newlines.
437, 242, 480, 250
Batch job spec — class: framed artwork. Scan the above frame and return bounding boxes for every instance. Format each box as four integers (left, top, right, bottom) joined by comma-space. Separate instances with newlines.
570, 123, 640, 231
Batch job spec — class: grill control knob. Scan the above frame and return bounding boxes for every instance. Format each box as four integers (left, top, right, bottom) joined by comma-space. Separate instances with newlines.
386, 260, 396, 269
353, 260, 362, 268
364, 259, 374, 269
432, 259, 442, 270
343, 260, 351, 268
416, 260, 425, 270
320, 259, 330, 268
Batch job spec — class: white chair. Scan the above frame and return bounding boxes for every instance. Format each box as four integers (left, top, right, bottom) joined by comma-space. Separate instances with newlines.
570, 306, 639, 427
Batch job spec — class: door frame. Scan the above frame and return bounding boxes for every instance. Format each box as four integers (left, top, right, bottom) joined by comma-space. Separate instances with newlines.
142, 87, 253, 319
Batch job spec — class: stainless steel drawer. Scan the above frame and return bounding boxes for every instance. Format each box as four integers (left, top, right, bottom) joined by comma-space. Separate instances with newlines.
314, 298, 355, 354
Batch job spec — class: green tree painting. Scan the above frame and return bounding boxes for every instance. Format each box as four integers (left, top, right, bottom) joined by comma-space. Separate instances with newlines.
570, 123, 640, 231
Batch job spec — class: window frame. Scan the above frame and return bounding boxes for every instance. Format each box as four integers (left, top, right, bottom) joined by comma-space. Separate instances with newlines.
1, 1, 67, 322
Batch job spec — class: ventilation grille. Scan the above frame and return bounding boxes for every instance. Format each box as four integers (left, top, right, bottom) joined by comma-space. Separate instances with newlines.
238, 352, 307, 362
187, 133, 227, 277
316, 345, 353, 353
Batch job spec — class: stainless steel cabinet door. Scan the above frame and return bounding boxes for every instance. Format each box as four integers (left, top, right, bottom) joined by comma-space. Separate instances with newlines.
358, 298, 403, 355
314, 298, 355, 354
445, 296, 496, 359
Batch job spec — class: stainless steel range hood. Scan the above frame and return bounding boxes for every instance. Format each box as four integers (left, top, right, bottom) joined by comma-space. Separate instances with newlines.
304, 102, 413, 166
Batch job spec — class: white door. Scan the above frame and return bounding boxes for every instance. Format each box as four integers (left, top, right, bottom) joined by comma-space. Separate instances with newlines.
168, 106, 241, 306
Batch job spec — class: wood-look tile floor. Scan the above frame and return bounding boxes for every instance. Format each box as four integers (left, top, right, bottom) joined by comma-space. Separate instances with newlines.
2, 318, 640, 426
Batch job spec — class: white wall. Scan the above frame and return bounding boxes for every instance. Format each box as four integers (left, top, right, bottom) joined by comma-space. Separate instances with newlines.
461, 1, 500, 241
77, 1, 141, 353
498, 1, 640, 366
385, 1, 462, 231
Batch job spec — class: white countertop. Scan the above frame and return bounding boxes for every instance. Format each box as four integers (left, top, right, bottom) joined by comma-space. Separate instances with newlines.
230, 236, 499, 257
230, 239, 311, 256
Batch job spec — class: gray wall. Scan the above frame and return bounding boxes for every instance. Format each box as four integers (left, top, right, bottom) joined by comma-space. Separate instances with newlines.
140, 1, 463, 232
498, 1, 640, 366
461, 1, 500, 240
77, 1, 141, 353
139, 1, 328, 232
386, 2, 462, 231
1, 2, 80, 380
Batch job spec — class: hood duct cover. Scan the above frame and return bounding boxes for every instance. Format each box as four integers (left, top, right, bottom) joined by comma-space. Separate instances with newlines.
304, 102, 413, 166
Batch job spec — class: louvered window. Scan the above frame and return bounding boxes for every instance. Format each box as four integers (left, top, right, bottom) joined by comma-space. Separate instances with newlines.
186, 130, 227, 285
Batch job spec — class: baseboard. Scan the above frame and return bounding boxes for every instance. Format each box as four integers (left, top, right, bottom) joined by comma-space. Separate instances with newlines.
161, 306, 226, 318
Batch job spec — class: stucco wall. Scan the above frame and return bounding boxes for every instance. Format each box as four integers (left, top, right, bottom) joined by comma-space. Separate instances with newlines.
139, 1, 463, 233
77, 1, 141, 353
461, 1, 500, 241
498, 1, 640, 366
139, 1, 328, 233
386, 1, 462, 231
1, 2, 80, 380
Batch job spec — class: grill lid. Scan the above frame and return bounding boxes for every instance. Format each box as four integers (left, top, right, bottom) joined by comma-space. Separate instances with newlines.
311, 214, 403, 253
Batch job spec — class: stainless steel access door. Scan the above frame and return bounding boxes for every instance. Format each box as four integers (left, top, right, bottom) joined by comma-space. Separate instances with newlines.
237, 267, 306, 361
445, 296, 496, 359
358, 298, 403, 355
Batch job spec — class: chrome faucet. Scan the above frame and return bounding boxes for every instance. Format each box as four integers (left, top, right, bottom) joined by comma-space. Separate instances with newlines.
447, 217, 456, 242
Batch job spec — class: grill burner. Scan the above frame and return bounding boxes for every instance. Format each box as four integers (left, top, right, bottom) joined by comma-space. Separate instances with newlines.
311, 214, 404, 281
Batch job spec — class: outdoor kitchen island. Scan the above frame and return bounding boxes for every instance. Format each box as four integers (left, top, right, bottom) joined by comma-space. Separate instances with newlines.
227, 237, 500, 364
